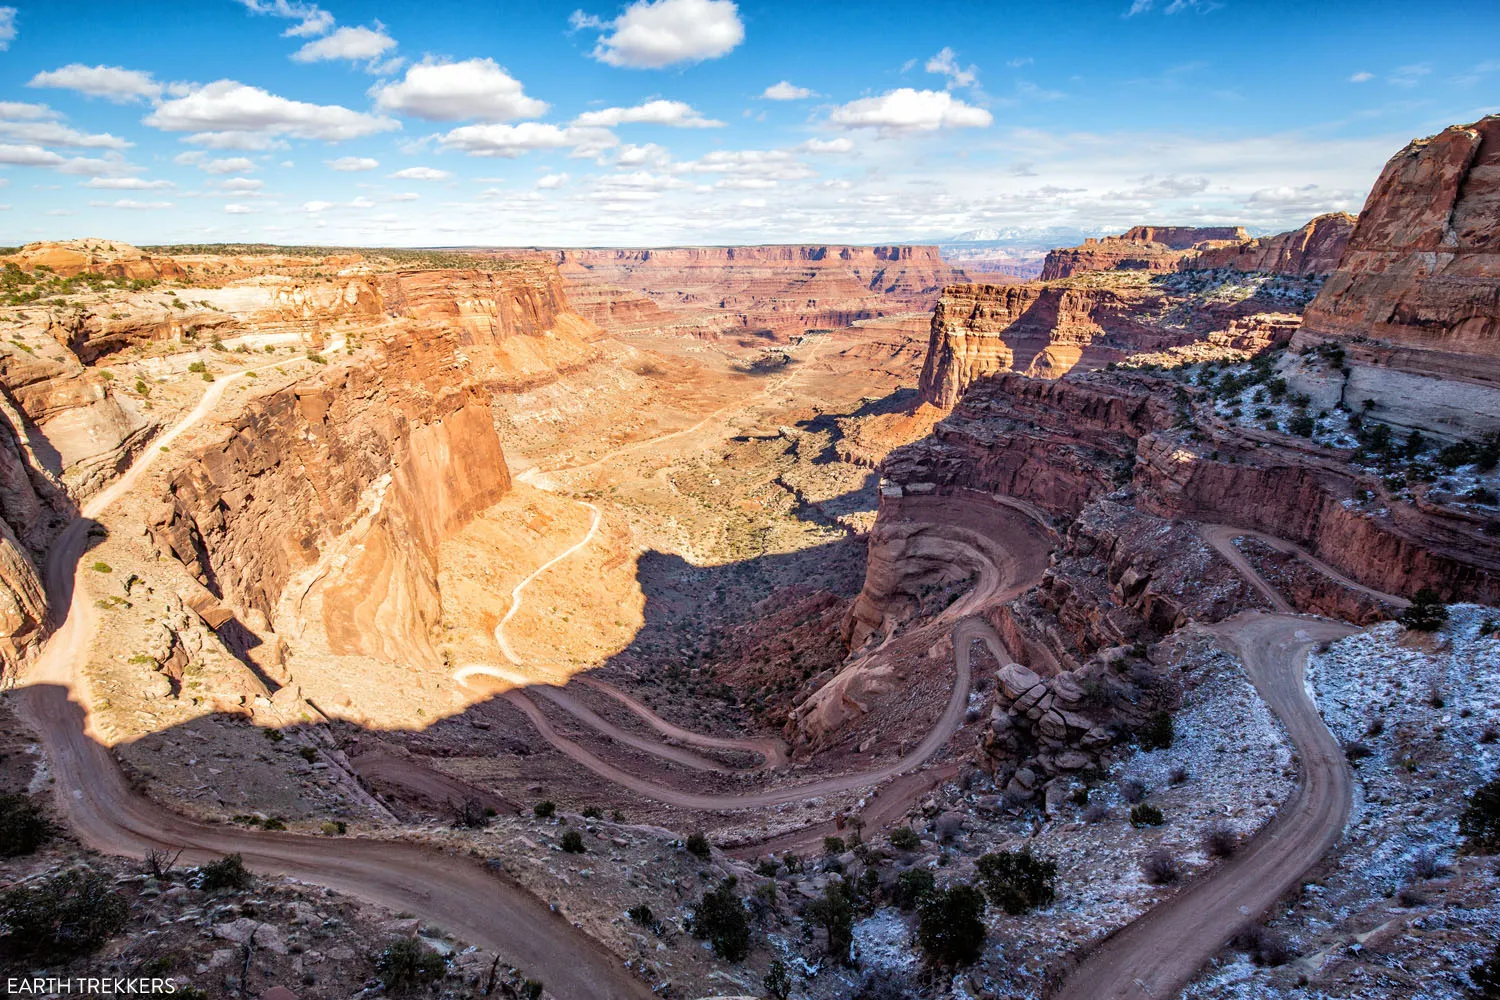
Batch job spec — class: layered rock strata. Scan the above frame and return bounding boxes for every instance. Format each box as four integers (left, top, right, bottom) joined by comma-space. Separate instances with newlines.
552, 245, 967, 340
1039, 226, 1248, 281
1184, 213, 1354, 277
147, 263, 596, 671
1291, 115, 1500, 438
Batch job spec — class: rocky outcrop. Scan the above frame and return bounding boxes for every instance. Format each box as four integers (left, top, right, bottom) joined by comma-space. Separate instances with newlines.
1184, 213, 1354, 277
1291, 115, 1500, 439
916, 277, 1305, 408
148, 262, 595, 671
1040, 227, 1248, 281
1, 239, 186, 280
885, 370, 1500, 607
553, 245, 966, 340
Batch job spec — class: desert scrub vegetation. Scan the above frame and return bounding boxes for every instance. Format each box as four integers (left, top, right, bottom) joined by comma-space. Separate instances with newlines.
0, 867, 129, 955
685, 830, 712, 859
195, 853, 253, 891
975, 846, 1057, 914
0, 794, 50, 857
917, 883, 987, 968
1460, 777, 1500, 854
532, 799, 555, 819
559, 829, 585, 853
889, 825, 921, 850
1141, 846, 1181, 885
1130, 803, 1166, 827
689, 878, 749, 961
1399, 588, 1449, 632
376, 936, 447, 993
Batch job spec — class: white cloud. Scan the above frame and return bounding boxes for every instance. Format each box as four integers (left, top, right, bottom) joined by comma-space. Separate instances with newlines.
1389, 63, 1431, 88
328, 155, 379, 171
183, 131, 288, 151
217, 177, 264, 192
292, 24, 397, 69
237, 0, 333, 37
0, 144, 134, 177
390, 166, 452, 180
145, 80, 398, 141
371, 58, 547, 122
303, 199, 334, 212
83, 176, 174, 190
925, 47, 977, 89
828, 88, 992, 131
0, 143, 66, 168
1127, 0, 1221, 14
390, 192, 420, 201
0, 120, 130, 150
0, 7, 15, 51
350, 195, 375, 208
0, 101, 55, 120
613, 142, 671, 167
801, 137, 853, 154
27, 64, 164, 103
88, 198, 173, 210
225, 203, 256, 214
574, 0, 744, 69
1348, 71, 1374, 83
438, 122, 616, 158
201, 156, 257, 175
537, 172, 569, 189
676, 148, 813, 180
762, 81, 814, 101
574, 99, 722, 128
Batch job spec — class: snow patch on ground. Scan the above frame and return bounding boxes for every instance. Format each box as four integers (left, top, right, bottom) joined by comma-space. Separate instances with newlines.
1184, 605, 1500, 1000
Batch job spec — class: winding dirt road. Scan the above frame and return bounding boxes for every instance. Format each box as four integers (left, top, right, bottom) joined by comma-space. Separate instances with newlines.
1051, 611, 1356, 1000
1049, 522, 1398, 999
16, 363, 654, 1000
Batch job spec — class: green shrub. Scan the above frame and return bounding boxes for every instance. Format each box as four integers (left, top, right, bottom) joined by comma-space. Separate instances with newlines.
1130, 804, 1165, 828
1400, 589, 1448, 632
806, 880, 855, 963
889, 826, 920, 850
763, 958, 792, 1000
0, 794, 51, 857
689, 878, 749, 962
581, 805, 602, 819
1460, 778, 1500, 855
1137, 711, 1174, 751
823, 835, 846, 855
376, 936, 446, 993
1, 868, 128, 955
297, 746, 317, 763
533, 800, 555, 819
560, 829, 585, 853
892, 868, 935, 911
320, 820, 346, 836
187, 360, 205, 373
197, 853, 253, 891
1470, 941, 1500, 998
916, 883, 987, 968
975, 846, 1057, 915
685, 831, 712, 859
91, 561, 111, 574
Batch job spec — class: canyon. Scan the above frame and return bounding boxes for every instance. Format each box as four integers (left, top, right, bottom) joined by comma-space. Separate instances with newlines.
3, 113, 1499, 1000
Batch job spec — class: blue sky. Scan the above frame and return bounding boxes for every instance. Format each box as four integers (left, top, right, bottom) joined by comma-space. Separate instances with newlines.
0, 0, 1495, 247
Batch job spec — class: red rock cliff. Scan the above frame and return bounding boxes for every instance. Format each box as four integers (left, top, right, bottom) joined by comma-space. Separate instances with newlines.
553, 244, 966, 340
149, 262, 596, 670
1184, 213, 1354, 277
1293, 116, 1500, 428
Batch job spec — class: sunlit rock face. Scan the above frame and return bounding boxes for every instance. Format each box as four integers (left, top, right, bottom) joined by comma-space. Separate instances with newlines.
1291, 115, 1500, 439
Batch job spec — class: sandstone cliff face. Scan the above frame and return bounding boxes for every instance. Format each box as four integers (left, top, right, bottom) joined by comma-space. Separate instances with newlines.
1292, 116, 1500, 437
1, 239, 185, 280
885, 370, 1500, 607
1040, 227, 1248, 281
148, 263, 594, 671
554, 244, 966, 340
1184, 213, 1353, 276
916, 275, 1306, 408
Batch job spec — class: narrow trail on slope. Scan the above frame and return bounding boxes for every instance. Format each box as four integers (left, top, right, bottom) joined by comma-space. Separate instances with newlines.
1050, 522, 1376, 1000
1199, 523, 1411, 611
16, 357, 653, 1000
455, 495, 1050, 815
